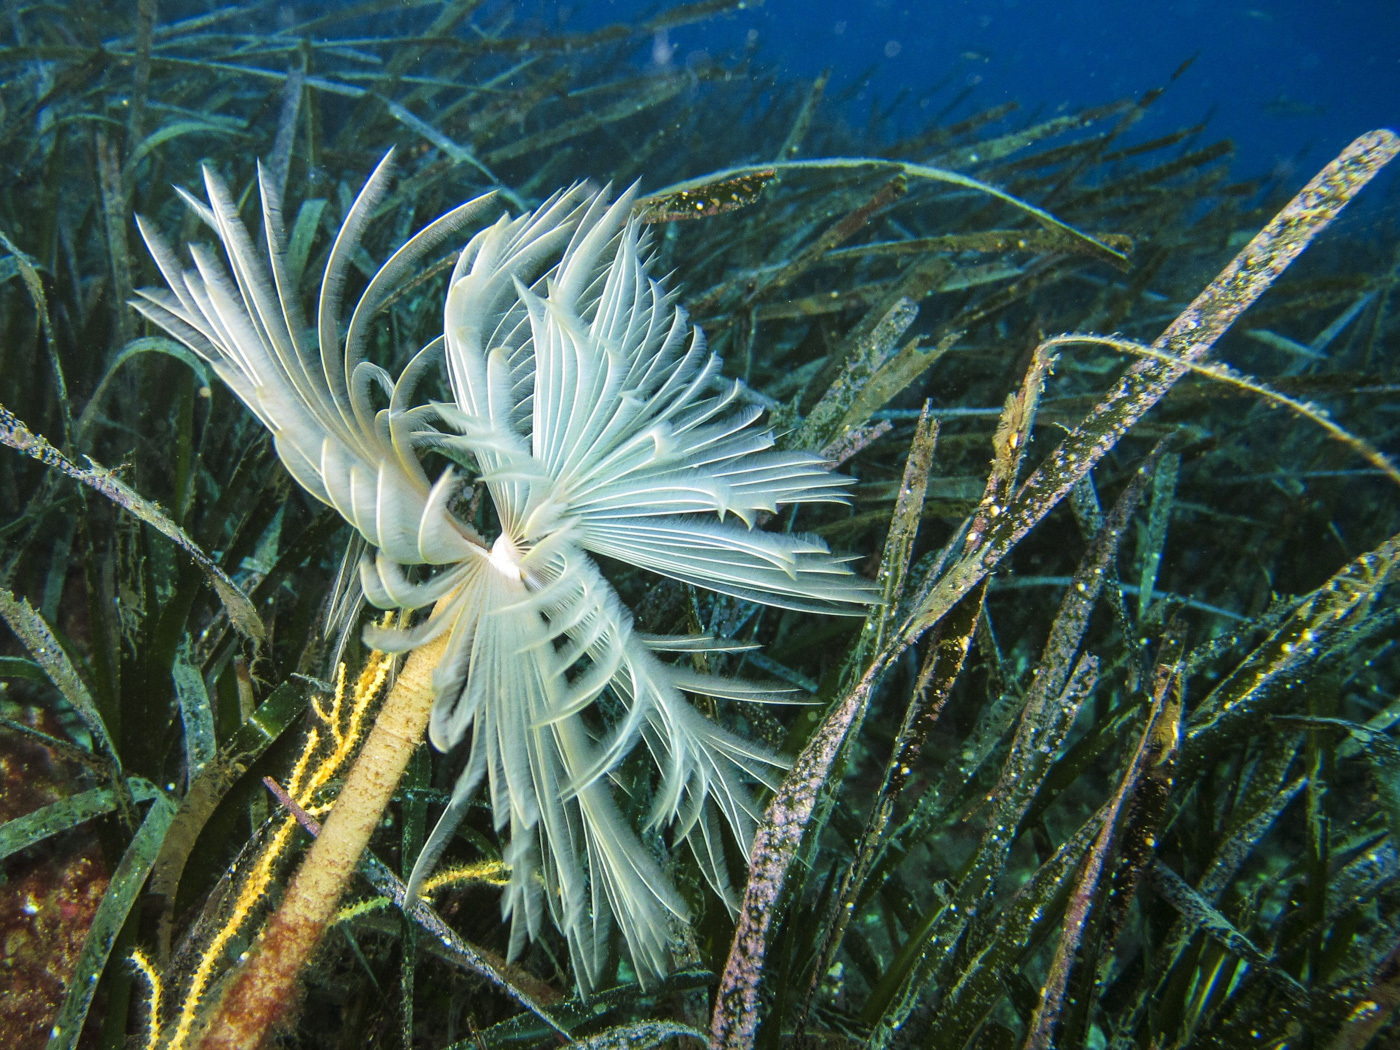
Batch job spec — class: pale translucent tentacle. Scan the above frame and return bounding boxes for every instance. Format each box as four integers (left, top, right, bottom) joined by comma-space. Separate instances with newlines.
132, 153, 486, 566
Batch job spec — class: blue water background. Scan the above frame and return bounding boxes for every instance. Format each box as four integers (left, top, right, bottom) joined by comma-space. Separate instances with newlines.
570, 0, 1399, 192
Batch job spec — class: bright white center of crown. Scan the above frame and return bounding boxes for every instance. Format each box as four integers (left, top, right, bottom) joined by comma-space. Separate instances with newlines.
489, 533, 523, 581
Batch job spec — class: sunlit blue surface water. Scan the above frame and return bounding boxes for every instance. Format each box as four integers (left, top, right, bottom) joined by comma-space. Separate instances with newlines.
567, 0, 1399, 194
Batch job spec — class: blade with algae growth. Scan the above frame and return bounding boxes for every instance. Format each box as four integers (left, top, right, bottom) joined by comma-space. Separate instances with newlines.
706, 127, 1400, 1050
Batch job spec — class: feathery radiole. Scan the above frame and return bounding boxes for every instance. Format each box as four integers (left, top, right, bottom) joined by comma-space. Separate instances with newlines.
132, 150, 876, 1002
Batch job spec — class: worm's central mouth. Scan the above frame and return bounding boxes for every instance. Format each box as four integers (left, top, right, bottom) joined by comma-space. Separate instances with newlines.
488, 532, 523, 581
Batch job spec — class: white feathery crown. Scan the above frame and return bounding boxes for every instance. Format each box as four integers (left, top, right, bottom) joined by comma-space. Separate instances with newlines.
132, 151, 877, 990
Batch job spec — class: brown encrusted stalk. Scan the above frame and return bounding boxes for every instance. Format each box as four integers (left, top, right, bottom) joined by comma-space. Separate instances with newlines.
196, 632, 449, 1050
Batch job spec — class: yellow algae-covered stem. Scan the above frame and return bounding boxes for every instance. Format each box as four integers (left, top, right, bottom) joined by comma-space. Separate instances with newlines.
197, 633, 448, 1050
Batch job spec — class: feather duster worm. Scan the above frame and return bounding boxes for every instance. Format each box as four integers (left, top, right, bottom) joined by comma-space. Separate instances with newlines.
133, 151, 876, 989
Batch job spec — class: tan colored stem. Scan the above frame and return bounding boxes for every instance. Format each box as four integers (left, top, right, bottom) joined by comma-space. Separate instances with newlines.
196, 634, 447, 1050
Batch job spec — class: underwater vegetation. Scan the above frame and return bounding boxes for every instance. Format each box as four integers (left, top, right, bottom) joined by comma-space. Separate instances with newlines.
2, 3, 1400, 1050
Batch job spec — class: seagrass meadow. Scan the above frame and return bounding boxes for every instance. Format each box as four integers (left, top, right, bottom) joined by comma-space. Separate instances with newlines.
3, 2, 1400, 1049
